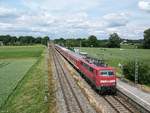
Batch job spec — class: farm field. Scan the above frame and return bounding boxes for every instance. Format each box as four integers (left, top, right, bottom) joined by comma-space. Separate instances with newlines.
0, 45, 45, 110
0, 59, 36, 106
0, 50, 54, 113
78, 47, 150, 74
0, 45, 44, 59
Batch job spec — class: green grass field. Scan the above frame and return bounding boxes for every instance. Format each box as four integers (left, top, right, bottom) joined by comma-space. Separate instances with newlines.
0, 45, 44, 59
79, 47, 150, 73
0, 45, 46, 111
0, 59, 36, 106
0, 51, 52, 113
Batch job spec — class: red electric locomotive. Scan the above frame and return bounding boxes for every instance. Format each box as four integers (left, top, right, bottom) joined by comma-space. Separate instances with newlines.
55, 45, 117, 94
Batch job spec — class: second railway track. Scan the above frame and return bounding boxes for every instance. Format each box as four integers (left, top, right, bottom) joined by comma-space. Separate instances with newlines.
103, 95, 139, 113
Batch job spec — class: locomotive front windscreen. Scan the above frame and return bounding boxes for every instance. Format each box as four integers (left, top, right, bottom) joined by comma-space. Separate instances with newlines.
100, 70, 114, 76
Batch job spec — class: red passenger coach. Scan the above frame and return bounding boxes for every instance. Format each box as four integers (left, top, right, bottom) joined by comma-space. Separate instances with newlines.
55, 45, 117, 94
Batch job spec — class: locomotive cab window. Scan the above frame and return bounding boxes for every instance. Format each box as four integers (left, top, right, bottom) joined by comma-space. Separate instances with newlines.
100, 70, 114, 76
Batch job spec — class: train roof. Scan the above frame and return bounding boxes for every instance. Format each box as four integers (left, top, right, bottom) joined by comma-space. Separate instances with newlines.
56, 45, 83, 59
80, 58, 114, 70
56, 45, 114, 70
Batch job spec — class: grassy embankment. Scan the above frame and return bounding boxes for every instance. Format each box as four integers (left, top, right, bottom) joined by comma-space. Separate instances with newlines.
0, 45, 55, 113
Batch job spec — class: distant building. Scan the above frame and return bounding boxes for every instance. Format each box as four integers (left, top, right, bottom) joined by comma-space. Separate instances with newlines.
121, 40, 127, 45
0, 41, 4, 46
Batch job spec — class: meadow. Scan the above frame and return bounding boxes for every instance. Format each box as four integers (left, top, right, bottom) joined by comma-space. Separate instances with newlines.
0, 45, 45, 109
0, 59, 36, 106
0, 45, 44, 59
79, 47, 150, 74
0, 50, 52, 113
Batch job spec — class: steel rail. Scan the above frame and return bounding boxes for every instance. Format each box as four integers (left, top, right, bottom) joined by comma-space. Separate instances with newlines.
52, 47, 85, 113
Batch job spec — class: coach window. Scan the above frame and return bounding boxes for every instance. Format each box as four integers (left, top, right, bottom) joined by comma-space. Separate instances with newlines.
86, 65, 89, 70
83, 63, 88, 69
86, 64, 89, 69
83, 63, 86, 67
84, 64, 87, 68
89, 67, 93, 72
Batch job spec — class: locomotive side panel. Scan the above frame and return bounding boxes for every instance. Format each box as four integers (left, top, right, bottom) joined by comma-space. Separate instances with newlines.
78, 60, 97, 85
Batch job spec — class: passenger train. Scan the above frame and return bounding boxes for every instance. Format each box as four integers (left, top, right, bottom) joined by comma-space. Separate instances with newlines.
55, 45, 117, 94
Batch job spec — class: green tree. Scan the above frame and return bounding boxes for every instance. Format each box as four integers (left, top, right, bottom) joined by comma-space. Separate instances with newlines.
18, 36, 35, 45
88, 35, 98, 47
10, 36, 17, 45
108, 33, 121, 48
41, 36, 49, 46
54, 38, 66, 46
81, 39, 89, 47
143, 28, 150, 49
0, 35, 51, 46
123, 61, 150, 85
2, 35, 11, 45
34, 37, 42, 44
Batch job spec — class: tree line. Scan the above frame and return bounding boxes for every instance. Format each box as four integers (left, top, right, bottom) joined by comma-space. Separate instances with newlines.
0, 28, 149, 48
55, 28, 150, 49
54, 33, 121, 48
0, 35, 49, 46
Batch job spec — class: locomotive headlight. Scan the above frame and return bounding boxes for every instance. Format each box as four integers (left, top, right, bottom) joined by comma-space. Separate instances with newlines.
100, 80, 107, 83
100, 80, 115, 83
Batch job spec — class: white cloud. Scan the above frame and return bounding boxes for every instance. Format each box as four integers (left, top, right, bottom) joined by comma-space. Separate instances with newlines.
0, 22, 13, 29
0, 6, 91, 36
0, 1, 149, 39
0, 7, 139, 39
138, 0, 150, 12
103, 12, 130, 27
17, 12, 56, 27
0, 7, 145, 39
0, 7, 15, 16
0, 6, 19, 20
105, 20, 150, 39
22, 0, 101, 12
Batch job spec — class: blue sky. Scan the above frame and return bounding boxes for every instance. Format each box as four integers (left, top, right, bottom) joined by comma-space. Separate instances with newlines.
0, 0, 150, 39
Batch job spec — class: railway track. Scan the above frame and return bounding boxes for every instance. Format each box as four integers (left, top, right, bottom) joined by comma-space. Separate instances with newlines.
103, 95, 138, 113
51, 47, 95, 113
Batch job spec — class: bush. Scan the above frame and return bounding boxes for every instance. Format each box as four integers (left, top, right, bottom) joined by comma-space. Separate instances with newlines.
123, 61, 150, 85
